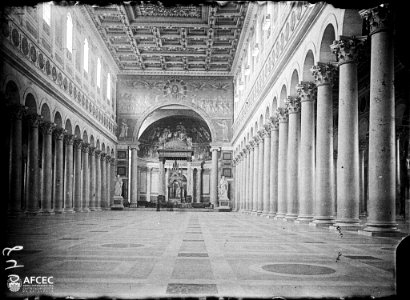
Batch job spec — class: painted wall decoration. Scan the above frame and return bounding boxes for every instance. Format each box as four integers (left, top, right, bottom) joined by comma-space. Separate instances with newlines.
117, 75, 234, 143
138, 115, 212, 160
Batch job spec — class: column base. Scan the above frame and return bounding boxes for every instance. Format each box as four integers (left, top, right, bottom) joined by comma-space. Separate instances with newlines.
129, 203, 138, 208
25, 209, 39, 216
81, 208, 90, 213
274, 213, 286, 220
267, 212, 276, 218
285, 214, 298, 222
295, 216, 313, 224
358, 222, 402, 237
257, 211, 263, 216
329, 223, 362, 232
54, 208, 64, 214
64, 208, 74, 213
250, 211, 258, 216
40, 210, 55, 215
309, 218, 335, 227
89, 207, 98, 211
260, 212, 270, 218
74, 208, 82, 213
7, 209, 23, 216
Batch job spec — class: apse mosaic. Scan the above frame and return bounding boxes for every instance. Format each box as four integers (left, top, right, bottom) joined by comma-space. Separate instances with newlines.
138, 115, 212, 160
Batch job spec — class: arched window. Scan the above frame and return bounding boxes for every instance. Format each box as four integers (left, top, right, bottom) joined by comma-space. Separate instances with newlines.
43, 2, 51, 25
66, 13, 73, 53
97, 58, 101, 88
83, 38, 89, 72
106, 73, 111, 100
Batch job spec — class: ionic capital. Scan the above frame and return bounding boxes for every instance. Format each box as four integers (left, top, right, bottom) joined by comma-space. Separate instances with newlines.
276, 107, 289, 123
27, 114, 43, 128
9, 104, 27, 120
360, 4, 392, 35
331, 36, 366, 65
81, 143, 90, 153
40, 121, 56, 135
64, 134, 75, 146
311, 62, 337, 86
285, 96, 301, 114
296, 81, 317, 102
73, 138, 83, 149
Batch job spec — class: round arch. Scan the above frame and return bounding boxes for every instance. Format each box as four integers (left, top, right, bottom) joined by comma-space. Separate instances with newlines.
318, 22, 337, 63
4, 80, 20, 105
134, 102, 217, 142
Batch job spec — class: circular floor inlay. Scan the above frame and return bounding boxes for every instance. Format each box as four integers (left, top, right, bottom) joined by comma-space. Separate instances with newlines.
262, 264, 336, 275
101, 243, 144, 248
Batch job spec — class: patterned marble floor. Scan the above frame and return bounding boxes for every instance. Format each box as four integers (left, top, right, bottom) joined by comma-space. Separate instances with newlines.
4, 211, 406, 298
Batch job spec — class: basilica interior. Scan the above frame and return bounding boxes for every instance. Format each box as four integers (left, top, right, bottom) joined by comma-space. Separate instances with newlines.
2, 1, 410, 299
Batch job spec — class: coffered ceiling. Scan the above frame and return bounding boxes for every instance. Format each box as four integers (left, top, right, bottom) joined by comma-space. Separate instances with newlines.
85, 1, 249, 75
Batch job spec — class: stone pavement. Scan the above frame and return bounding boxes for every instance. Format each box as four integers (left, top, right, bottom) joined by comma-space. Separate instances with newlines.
4, 211, 405, 298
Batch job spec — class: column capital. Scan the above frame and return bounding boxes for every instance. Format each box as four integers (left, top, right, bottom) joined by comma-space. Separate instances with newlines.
53, 127, 66, 140
269, 116, 279, 130
285, 96, 301, 114
27, 114, 43, 127
245, 143, 252, 152
89, 146, 96, 156
360, 4, 392, 35
73, 138, 83, 149
110, 157, 116, 165
331, 36, 366, 65
95, 149, 102, 158
81, 143, 90, 153
311, 62, 337, 86
129, 141, 140, 150
64, 134, 75, 145
210, 146, 221, 152
296, 81, 317, 102
40, 121, 56, 135
276, 107, 289, 123
8, 104, 27, 120
105, 155, 112, 162
253, 134, 262, 144
100, 152, 107, 161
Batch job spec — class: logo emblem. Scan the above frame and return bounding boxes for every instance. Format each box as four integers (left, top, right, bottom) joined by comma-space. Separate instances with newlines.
7, 275, 22, 292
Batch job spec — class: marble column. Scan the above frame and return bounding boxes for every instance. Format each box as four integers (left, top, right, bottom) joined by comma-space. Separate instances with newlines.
100, 153, 107, 209
360, 5, 397, 233
106, 155, 112, 207
165, 168, 169, 201
159, 160, 165, 197
237, 154, 242, 210
276, 107, 289, 219
268, 116, 279, 217
188, 161, 193, 199
196, 167, 202, 203
233, 160, 238, 211
296, 82, 317, 223
81, 143, 90, 212
130, 145, 139, 208
40, 121, 56, 214
241, 150, 247, 212
95, 150, 102, 210
110, 157, 116, 207
89, 147, 97, 211
53, 128, 66, 213
26, 114, 42, 214
310, 63, 336, 226
285, 96, 301, 221
244, 146, 250, 212
147, 167, 152, 202
331, 36, 365, 229
248, 141, 255, 213
9, 105, 26, 214
210, 147, 219, 207
243, 149, 248, 211
359, 142, 367, 218
262, 126, 271, 216
64, 134, 75, 213
252, 136, 259, 214
257, 131, 265, 215
73, 138, 83, 212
